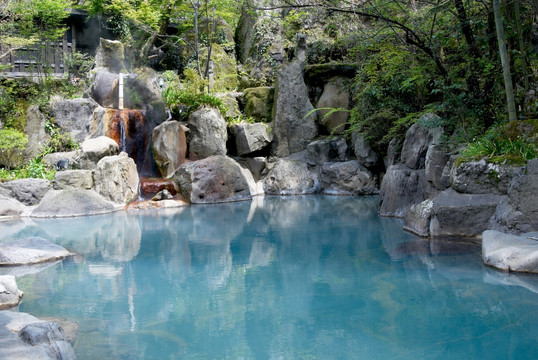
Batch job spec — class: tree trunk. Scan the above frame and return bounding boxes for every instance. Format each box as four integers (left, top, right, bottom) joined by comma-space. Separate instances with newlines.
493, 0, 517, 121
190, 0, 202, 77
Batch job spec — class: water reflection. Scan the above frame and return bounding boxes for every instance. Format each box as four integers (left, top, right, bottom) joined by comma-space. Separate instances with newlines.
1, 196, 537, 359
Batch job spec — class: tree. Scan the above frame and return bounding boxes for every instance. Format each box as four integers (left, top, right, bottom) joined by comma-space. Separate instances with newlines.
0, 128, 28, 170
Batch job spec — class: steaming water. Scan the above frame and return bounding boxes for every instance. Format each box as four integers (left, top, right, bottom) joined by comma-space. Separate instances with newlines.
3, 196, 538, 359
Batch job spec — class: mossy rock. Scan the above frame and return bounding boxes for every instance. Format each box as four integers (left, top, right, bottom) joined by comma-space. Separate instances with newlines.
200, 44, 238, 92
244, 86, 274, 122
304, 63, 358, 86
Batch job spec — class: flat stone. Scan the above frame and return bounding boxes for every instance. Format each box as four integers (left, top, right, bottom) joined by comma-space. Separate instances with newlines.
0, 237, 73, 266
0, 275, 23, 309
482, 230, 538, 273
53, 170, 93, 190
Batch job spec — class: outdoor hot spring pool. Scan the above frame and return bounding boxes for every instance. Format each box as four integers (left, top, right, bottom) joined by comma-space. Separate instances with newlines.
1, 196, 538, 359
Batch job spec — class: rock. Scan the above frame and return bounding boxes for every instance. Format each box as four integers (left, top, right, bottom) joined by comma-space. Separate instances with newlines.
400, 115, 443, 170
0, 237, 73, 266
124, 67, 163, 109
451, 159, 524, 195
482, 230, 538, 273
93, 154, 139, 204
94, 38, 128, 73
244, 87, 274, 122
0, 311, 76, 360
0, 179, 51, 205
351, 132, 378, 168
216, 93, 242, 118
241, 157, 267, 181
425, 144, 451, 190
53, 170, 93, 190
0, 196, 25, 217
0, 275, 23, 309
379, 164, 428, 217
78, 136, 119, 169
174, 155, 255, 203
42, 151, 79, 170
272, 59, 318, 157
489, 159, 538, 234
53, 98, 101, 143
306, 137, 347, 165
232, 122, 272, 156
87, 70, 119, 108
31, 189, 117, 218
152, 120, 187, 178
152, 189, 173, 201
187, 107, 227, 159
25, 105, 50, 159
429, 188, 502, 237
384, 137, 402, 170
145, 100, 168, 129
403, 199, 434, 237
263, 159, 319, 195
316, 77, 350, 134
320, 161, 378, 195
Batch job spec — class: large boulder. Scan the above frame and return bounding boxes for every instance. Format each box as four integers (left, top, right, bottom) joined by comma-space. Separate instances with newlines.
0, 179, 51, 206
232, 122, 272, 156
306, 137, 347, 165
0, 311, 76, 360
451, 159, 524, 195
403, 199, 434, 237
244, 87, 274, 122
316, 77, 350, 134
482, 230, 538, 273
216, 93, 242, 118
263, 159, 319, 195
152, 121, 187, 178
352, 132, 378, 168
187, 107, 228, 159
42, 151, 78, 171
93, 154, 139, 204
429, 188, 502, 238
25, 105, 50, 159
384, 137, 402, 170
379, 164, 429, 217
53, 98, 102, 143
0, 196, 25, 217
87, 70, 119, 108
425, 144, 451, 190
94, 38, 128, 73
0, 237, 73, 266
31, 189, 117, 218
0, 275, 23, 309
400, 115, 443, 170
174, 155, 256, 203
53, 170, 93, 190
272, 37, 318, 157
320, 161, 377, 195
78, 136, 120, 169
489, 159, 538, 234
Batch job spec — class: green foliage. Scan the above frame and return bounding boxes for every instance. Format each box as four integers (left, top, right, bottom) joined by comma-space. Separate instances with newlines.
0, 129, 28, 170
282, 10, 310, 41
63, 51, 94, 80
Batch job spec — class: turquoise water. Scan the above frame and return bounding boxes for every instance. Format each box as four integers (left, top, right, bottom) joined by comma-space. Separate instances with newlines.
2, 196, 538, 359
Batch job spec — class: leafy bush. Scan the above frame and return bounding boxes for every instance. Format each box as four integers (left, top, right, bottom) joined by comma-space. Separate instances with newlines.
0, 128, 28, 170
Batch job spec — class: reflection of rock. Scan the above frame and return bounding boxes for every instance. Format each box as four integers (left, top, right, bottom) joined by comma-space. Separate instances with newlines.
0, 275, 23, 309
0, 260, 61, 278
248, 240, 274, 268
0, 237, 73, 266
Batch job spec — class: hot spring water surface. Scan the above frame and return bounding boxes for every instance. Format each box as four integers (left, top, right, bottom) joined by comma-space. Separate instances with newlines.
2, 196, 538, 359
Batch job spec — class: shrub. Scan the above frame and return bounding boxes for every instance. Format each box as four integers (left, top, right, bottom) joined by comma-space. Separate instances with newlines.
0, 128, 28, 170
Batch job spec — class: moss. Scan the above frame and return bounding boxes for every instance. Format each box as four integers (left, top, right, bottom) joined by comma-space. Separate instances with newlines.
244, 86, 274, 122
200, 44, 238, 92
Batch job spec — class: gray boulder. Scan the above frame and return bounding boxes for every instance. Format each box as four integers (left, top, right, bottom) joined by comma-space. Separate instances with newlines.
87, 70, 119, 108
403, 199, 434, 237
384, 137, 402, 170
53, 98, 101, 143
25, 105, 50, 159
78, 136, 119, 169
316, 77, 350, 134
352, 132, 378, 168
451, 159, 525, 195
42, 151, 79, 170
489, 159, 538, 234
263, 159, 319, 195
482, 230, 538, 273
0, 237, 73, 266
425, 144, 451, 190
94, 38, 128, 73
379, 164, 428, 217
0, 311, 76, 360
53, 170, 93, 190
400, 115, 443, 170
0, 196, 25, 217
232, 122, 272, 156
306, 137, 347, 165
174, 155, 255, 203
430, 188, 502, 238
152, 120, 187, 178
187, 107, 228, 159
272, 59, 318, 157
0, 275, 23, 309
93, 154, 139, 204
216, 93, 242, 118
31, 189, 117, 218
241, 157, 267, 181
320, 161, 377, 195
0, 179, 51, 206
244, 87, 274, 122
